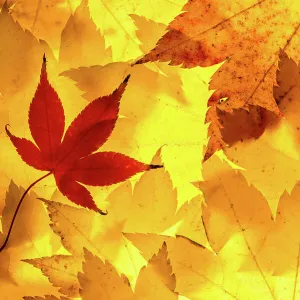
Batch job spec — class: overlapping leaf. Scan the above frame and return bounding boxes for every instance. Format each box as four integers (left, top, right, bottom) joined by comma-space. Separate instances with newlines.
25, 151, 209, 297
79, 244, 179, 299
61, 62, 131, 101
138, 0, 300, 159
225, 51, 300, 215
61, 54, 218, 206
59, 0, 112, 71
3, 0, 300, 299
27, 198, 147, 296
106, 150, 210, 247
126, 155, 300, 299
26, 243, 182, 299
0, 0, 78, 53
58, 15, 222, 205
0, 181, 61, 299
24, 255, 80, 298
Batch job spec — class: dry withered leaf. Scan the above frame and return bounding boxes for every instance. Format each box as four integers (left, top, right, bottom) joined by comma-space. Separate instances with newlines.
139, 0, 300, 111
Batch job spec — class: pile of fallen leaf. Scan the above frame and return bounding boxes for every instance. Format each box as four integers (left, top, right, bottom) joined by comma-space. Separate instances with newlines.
1, 0, 300, 299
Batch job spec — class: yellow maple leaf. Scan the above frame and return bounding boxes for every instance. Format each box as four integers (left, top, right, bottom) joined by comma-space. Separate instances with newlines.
78, 243, 179, 299
0, 0, 80, 55
57, 58, 215, 205
130, 14, 166, 56
59, 0, 112, 71
4, 1, 300, 299
60, 62, 131, 101
0, 4, 50, 104
126, 155, 300, 299
88, 0, 186, 62
24, 255, 81, 298
224, 51, 300, 216
140, 0, 300, 112
0, 181, 61, 299
40, 198, 147, 290
138, 0, 300, 159
192, 155, 300, 299
106, 150, 210, 248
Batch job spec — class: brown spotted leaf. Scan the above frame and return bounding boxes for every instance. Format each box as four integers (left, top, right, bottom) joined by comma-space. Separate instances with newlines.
138, 0, 300, 159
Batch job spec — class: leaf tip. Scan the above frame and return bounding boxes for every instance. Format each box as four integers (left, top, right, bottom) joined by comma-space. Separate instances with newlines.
2, 1, 9, 12
98, 208, 108, 215
148, 164, 163, 170
5, 124, 11, 137
133, 57, 143, 66
37, 197, 48, 205
123, 74, 131, 84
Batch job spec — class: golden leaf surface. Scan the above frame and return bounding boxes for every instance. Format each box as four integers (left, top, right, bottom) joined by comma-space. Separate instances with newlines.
0, 0, 80, 54
88, 0, 186, 61
59, 0, 112, 71
192, 156, 300, 299
2, 0, 300, 299
127, 155, 300, 299
41, 198, 147, 289
61, 59, 216, 205
138, 0, 300, 159
0, 181, 61, 299
225, 51, 300, 216
24, 255, 80, 297
106, 151, 210, 248
79, 243, 179, 299
140, 0, 300, 112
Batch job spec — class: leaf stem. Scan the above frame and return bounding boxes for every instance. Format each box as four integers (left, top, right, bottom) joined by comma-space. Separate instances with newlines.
0, 171, 53, 253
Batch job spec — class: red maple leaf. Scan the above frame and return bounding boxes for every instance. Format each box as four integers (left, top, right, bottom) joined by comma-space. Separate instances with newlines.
5, 56, 161, 213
